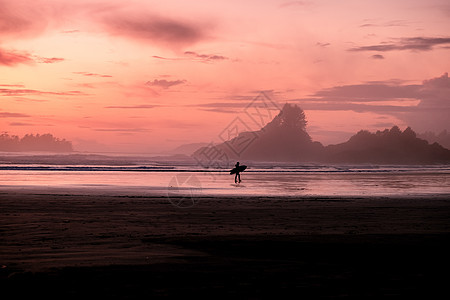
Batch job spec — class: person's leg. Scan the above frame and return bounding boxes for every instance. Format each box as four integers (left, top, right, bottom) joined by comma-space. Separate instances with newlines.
238, 173, 241, 183
235, 173, 238, 183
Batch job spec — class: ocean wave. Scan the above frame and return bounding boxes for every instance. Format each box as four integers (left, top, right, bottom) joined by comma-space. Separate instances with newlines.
1, 164, 449, 173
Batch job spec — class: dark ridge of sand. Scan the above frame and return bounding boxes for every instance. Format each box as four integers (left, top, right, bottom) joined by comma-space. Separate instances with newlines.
1, 192, 450, 298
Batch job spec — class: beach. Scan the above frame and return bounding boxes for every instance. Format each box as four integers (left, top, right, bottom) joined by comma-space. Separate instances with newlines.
1, 191, 449, 298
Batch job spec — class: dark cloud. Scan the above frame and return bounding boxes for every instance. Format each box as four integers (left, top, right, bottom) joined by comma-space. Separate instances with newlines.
416, 72, 450, 112
307, 74, 450, 105
1, 1, 210, 50
316, 42, 330, 47
423, 72, 450, 88
100, 13, 207, 49
209, 55, 228, 60
0, 88, 42, 96
184, 51, 228, 62
297, 102, 418, 113
0, 111, 30, 118
145, 79, 186, 89
295, 73, 450, 132
371, 54, 385, 59
152, 55, 179, 61
311, 83, 421, 101
349, 37, 450, 52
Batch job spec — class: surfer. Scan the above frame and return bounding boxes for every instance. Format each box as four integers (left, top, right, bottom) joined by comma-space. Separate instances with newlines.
230, 162, 246, 183
234, 161, 241, 183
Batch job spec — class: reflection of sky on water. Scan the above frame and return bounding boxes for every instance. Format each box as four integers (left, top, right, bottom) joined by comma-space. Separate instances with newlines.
1, 170, 449, 198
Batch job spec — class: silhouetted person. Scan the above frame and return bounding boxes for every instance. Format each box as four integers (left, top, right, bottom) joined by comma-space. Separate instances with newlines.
235, 161, 241, 183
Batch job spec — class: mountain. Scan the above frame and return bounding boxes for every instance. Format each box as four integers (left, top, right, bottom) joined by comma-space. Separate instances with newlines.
418, 130, 450, 150
193, 104, 450, 164
325, 126, 450, 164
168, 142, 209, 155
193, 103, 324, 163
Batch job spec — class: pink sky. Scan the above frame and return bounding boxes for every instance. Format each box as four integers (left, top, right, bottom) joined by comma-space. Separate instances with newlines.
1, 0, 449, 153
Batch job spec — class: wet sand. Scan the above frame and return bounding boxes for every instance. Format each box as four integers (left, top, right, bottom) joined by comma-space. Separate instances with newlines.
1, 192, 450, 298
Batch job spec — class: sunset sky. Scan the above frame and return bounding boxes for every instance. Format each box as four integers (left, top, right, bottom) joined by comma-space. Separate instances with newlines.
1, 0, 449, 153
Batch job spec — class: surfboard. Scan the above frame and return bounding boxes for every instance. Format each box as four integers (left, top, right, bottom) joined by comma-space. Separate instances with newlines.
230, 165, 247, 175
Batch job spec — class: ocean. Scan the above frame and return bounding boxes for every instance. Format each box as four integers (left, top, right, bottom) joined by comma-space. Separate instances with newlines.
1, 160, 449, 199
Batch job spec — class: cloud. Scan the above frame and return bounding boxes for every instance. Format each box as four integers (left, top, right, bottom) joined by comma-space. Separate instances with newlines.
74, 71, 113, 78
201, 102, 248, 108
0, 111, 30, 118
145, 79, 186, 89
184, 51, 228, 62
0, 47, 64, 66
152, 52, 229, 63
0, 0, 122, 40
93, 128, 150, 133
295, 73, 450, 132
152, 55, 179, 61
191, 101, 254, 114
0, 48, 34, 66
99, 12, 208, 49
197, 102, 243, 114
9, 122, 34, 126
196, 101, 247, 110
359, 20, 410, 28
104, 105, 157, 109
371, 54, 385, 59
35, 57, 65, 64
0, 0, 50, 39
200, 108, 239, 114
296, 102, 417, 113
0, 84, 24, 87
0, 88, 42, 96
311, 82, 421, 101
349, 37, 450, 52
316, 42, 330, 47
423, 72, 450, 89
416, 72, 450, 110
1, 1, 211, 50
0, 86, 85, 96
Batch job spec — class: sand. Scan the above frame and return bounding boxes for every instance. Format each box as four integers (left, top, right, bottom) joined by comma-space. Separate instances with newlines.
1, 192, 449, 298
